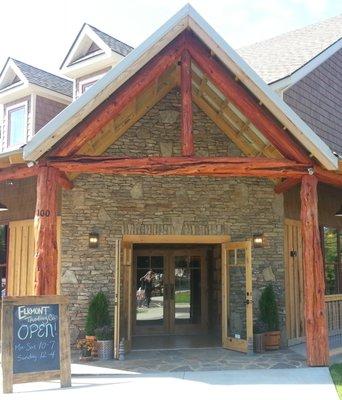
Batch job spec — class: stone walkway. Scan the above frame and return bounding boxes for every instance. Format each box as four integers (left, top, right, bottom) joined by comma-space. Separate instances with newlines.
73, 347, 307, 373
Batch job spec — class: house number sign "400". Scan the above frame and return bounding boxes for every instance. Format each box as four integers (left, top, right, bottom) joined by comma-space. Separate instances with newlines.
37, 209, 51, 217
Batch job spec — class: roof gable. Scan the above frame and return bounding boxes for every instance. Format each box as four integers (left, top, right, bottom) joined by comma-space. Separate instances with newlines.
60, 23, 133, 71
24, 5, 338, 170
0, 58, 73, 98
0, 58, 27, 93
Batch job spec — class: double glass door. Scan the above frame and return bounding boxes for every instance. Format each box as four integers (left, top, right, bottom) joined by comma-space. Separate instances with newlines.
134, 247, 207, 335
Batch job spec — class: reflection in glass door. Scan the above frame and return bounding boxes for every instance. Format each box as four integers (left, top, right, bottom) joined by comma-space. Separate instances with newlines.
134, 247, 207, 336
174, 255, 202, 328
135, 253, 166, 334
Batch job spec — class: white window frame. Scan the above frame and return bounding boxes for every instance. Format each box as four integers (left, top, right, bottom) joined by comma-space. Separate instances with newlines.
5, 101, 28, 150
76, 72, 105, 99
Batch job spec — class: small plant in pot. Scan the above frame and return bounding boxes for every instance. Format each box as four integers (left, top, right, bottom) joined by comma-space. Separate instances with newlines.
259, 284, 280, 350
94, 326, 114, 360
85, 291, 111, 357
76, 337, 96, 360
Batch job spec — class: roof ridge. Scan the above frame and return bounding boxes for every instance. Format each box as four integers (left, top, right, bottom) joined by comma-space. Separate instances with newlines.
86, 23, 134, 50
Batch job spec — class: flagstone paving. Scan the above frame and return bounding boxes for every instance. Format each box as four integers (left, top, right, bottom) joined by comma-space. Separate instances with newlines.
72, 347, 308, 373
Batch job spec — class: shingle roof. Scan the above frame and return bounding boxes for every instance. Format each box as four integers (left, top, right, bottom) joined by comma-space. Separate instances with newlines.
237, 14, 342, 84
12, 59, 73, 97
88, 25, 134, 56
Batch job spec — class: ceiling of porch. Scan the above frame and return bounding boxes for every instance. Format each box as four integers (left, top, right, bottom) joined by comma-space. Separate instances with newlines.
76, 59, 282, 160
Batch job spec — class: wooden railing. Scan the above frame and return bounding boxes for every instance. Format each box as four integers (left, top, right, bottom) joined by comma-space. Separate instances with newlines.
326, 295, 342, 334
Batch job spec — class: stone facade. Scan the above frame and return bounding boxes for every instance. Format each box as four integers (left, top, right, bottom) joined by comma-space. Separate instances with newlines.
61, 90, 285, 344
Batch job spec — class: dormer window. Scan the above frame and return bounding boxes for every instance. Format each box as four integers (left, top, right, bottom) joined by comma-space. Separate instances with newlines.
81, 79, 97, 94
76, 72, 105, 99
7, 102, 27, 147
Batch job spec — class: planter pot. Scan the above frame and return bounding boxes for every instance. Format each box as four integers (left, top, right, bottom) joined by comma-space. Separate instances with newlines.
253, 333, 265, 353
264, 331, 281, 350
85, 335, 97, 357
96, 340, 114, 360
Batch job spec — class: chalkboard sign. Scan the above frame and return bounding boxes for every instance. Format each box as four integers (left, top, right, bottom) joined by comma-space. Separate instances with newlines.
13, 303, 60, 373
1, 295, 71, 394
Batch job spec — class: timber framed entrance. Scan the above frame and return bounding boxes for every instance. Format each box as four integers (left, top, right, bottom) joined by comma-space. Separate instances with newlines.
119, 235, 229, 352
116, 235, 254, 354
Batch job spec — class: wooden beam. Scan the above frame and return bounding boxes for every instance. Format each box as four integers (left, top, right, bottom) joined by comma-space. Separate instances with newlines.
187, 35, 311, 164
34, 166, 59, 295
81, 67, 178, 156
0, 164, 38, 182
274, 178, 301, 194
315, 167, 342, 188
48, 155, 311, 178
191, 71, 280, 159
193, 94, 255, 156
53, 33, 186, 157
300, 175, 329, 366
181, 50, 194, 156
56, 170, 74, 190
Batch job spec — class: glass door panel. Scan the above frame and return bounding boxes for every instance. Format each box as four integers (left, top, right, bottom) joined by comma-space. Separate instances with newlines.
222, 241, 253, 353
135, 253, 165, 333
227, 250, 247, 340
174, 255, 202, 325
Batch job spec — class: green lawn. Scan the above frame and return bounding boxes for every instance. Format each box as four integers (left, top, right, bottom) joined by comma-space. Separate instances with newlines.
330, 364, 342, 399
175, 291, 190, 303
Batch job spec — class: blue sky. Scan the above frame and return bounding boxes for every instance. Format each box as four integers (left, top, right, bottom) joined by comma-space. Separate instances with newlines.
0, 0, 341, 75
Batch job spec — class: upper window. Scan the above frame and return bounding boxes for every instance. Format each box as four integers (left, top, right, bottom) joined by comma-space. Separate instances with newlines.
7, 103, 27, 147
81, 80, 97, 94
322, 227, 342, 295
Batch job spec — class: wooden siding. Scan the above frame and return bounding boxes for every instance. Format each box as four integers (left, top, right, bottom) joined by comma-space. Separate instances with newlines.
35, 96, 68, 133
7, 218, 61, 296
284, 49, 342, 155
285, 218, 342, 344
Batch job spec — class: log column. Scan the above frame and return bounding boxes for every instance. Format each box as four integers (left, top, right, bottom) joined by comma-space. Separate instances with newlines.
181, 50, 194, 156
34, 166, 59, 295
300, 174, 329, 366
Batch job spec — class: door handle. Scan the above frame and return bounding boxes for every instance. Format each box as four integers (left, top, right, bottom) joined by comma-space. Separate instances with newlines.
244, 299, 253, 305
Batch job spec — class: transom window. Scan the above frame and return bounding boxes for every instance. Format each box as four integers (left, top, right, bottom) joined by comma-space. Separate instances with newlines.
7, 103, 27, 147
322, 227, 342, 295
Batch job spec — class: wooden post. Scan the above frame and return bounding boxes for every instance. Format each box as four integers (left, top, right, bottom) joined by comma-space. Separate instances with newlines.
300, 174, 329, 366
181, 50, 194, 156
34, 166, 59, 295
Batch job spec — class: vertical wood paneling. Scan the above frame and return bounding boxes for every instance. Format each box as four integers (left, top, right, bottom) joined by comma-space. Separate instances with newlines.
7, 218, 61, 296
285, 219, 305, 343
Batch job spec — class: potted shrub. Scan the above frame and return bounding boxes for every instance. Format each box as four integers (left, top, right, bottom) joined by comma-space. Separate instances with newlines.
85, 291, 111, 357
95, 326, 114, 360
259, 284, 280, 350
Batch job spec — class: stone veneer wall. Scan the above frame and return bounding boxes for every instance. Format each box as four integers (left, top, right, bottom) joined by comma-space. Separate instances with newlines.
61, 89, 285, 344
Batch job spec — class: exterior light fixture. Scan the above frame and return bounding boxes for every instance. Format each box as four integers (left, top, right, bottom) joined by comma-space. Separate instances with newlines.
253, 233, 265, 248
0, 202, 8, 211
335, 205, 342, 217
89, 232, 99, 248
